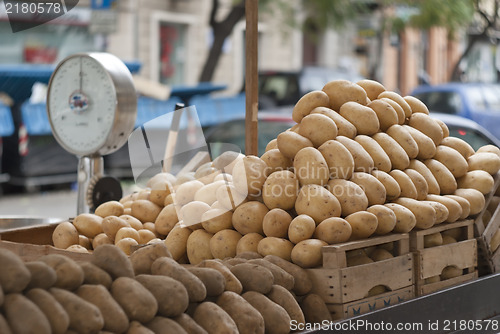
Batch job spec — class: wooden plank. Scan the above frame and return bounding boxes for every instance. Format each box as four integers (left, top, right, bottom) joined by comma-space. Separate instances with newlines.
410, 219, 473, 251
0, 224, 56, 245
483, 203, 500, 246
175, 151, 211, 177
323, 233, 408, 254
475, 171, 500, 235
162, 104, 184, 173
0, 239, 91, 262
418, 271, 477, 296
417, 239, 477, 279
244, 0, 259, 156
307, 268, 342, 304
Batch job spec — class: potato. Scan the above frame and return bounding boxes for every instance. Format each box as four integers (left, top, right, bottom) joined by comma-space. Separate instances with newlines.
246, 259, 294, 291
152, 257, 207, 302
311, 106, 357, 138
367, 99, 398, 131
295, 184, 342, 223
367, 205, 397, 235
424, 159, 457, 195
468, 152, 500, 175
212, 151, 244, 174
73, 213, 103, 239
357, 79, 386, 100
384, 203, 416, 233
347, 253, 374, 266
403, 125, 437, 159
65, 244, 89, 253
232, 156, 269, 198
154, 204, 178, 235
174, 313, 208, 334
434, 145, 469, 178
327, 179, 368, 216
38, 254, 84, 291
288, 214, 317, 244
371, 170, 401, 201
77, 235, 91, 250
458, 170, 495, 194
26, 288, 69, 334
339, 101, 380, 135
262, 208, 293, 238
210, 229, 242, 259
79, 262, 112, 289
193, 302, 239, 334
441, 266, 463, 280
314, 217, 352, 243
445, 195, 471, 220
386, 124, 419, 159
232, 201, 268, 235
187, 229, 214, 265
145, 317, 188, 334
323, 79, 368, 111
52, 222, 79, 249
115, 238, 139, 255
404, 95, 429, 114
370, 248, 394, 261
198, 259, 243, 294
262, 170, 299, 210
129, 242, 171, 275
408, 113, 443, 146
277, 131, 313, 159
345, 211, 378, 239
164, 224, 192, 261
373, 132, 410, 170
4, 293, 51, 334
267, 285, 305, 326
404, 169, 429, 200
25, 261, 57, 290
201, 209, 233, 234
478, 144, 500, 158
441, 136, 475, 159
380, 97, 405, 124
242, 291, 291, 334
264, 255, 312, 295
490, 230, 500, 253
336, 136, 374, 173
216, 291, 265, 334
236, 233, 264, 254
235, 251, 262, 260
131, 200, 162, 223
454, 188, 485, 215
290, 239, 327, 268
115, 227, 141, 244
228, 263, 273, 294
394, 197, 436, 229
350, 172, 387, 206
424, 233, 443, 248
95, 200, 124, 218
111, 277, 158, 323
260, 149, 292, 174
180, 201, 211, 230
378, 91, 412, 119
91, 244, 135, 279
149, 180, 173, 207
257, 237, 294, 261
127, 321, 155, 334
355, 135, 391, 172
408, 159, 441, 195
216, 184, 247, 211
425, 276, 441, 284
91, 234, 112, 250
51, 287, 104, 333
426, 194, 462, 223
299, 113, 337, 147
317, 139, 355, 180
300, 294, 332, 324
175, 180, 204, 205
294, 147, 330, 186
138, 229, 157, 244
292, 90, 330, 123
120, 214, 143, 230
423, 201, 449, 224
76, 284, 129, 333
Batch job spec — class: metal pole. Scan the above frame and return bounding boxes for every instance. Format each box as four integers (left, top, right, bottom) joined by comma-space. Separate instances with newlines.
245, 0, 259, 156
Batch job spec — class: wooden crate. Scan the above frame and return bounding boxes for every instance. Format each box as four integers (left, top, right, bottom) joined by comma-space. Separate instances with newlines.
410, 220, 477, 296
0, 222, 91, 261
306, 233, 414, 320
474, 171, 500, 236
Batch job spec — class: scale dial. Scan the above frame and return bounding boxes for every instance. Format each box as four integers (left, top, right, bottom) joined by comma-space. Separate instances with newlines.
47, 53, 137, 156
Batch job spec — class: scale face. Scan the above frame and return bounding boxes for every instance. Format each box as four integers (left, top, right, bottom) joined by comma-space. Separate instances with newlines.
47, 52, 137, 157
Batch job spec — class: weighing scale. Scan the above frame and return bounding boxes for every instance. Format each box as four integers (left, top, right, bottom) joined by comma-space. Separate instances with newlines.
46, 53, 137, 214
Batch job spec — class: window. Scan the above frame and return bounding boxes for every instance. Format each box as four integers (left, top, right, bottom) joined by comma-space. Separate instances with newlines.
414, 91, 462, 114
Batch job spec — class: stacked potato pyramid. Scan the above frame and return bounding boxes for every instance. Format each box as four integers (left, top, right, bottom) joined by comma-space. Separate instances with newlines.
54, 79, 500, 269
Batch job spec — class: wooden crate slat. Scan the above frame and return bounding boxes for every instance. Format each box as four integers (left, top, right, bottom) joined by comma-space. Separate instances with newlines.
474, 171, 500, 235
307, 268, 342, 304
410, 219, 473, 251
482, 202, 500, 246
417, 239, 477, 279
323, 233, 408, 254
0, 239, 91, 262
418, 271, 478, 296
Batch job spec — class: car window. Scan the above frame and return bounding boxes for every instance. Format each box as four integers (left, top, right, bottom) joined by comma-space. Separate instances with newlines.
206, 120, 293, 156
259, 75, 292, 104
482, 85, 500, 111
448, 126, 495, 150
414, 91, 462, 114
464, 87, 489, 111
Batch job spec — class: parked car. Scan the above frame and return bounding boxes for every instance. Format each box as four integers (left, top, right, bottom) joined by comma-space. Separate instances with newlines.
255, 66, 364, 109
205, 109, 499, 157
411, 82, 500, 141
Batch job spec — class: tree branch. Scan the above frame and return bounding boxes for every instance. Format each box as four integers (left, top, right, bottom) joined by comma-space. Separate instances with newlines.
220, 1, 245, 35
209, 0, 220, 28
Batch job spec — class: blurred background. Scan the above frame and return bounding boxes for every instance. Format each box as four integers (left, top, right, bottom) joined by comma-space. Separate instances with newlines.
1, 0, 500, 215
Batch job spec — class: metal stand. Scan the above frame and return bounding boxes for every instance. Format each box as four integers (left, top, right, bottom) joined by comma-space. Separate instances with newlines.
77, 155, 103, 214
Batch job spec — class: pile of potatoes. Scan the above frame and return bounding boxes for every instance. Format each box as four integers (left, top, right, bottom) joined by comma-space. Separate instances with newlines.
0, 243, 335, 334
53, 79, 500, 270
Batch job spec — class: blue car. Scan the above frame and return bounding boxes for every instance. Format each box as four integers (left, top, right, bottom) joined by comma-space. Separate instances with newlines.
411, 83, 500, 141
